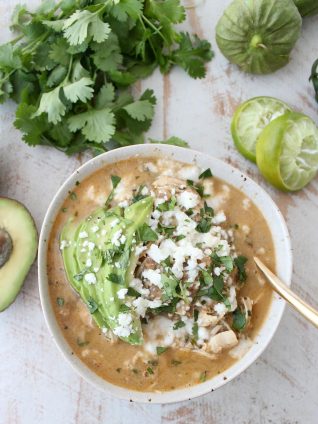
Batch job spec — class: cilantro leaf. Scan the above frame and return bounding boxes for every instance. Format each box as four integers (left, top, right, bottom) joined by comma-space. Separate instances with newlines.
107, 273, 124, 285
123, 100, 154, 121
96, 83, 115, 109
34, 87, 66, 124
14, 103, 49, 146
111, 175, 121, 189
63, 77, 94, 103
234, 256, 248, 282
0, 44, 21, 70
199, 168, 213, 179
109, 0, 143, 22
173, 33, 213, 79
173, 320, 186, 330
156, 346, 167, 355
137, 223, 158, 242
150, 136, 189, 147
68, 108, 115, 143
63, 9, 111, 46
232, 307, 247, 331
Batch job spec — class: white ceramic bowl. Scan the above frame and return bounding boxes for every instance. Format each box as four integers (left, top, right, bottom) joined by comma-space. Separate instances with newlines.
38, 144, 292, 404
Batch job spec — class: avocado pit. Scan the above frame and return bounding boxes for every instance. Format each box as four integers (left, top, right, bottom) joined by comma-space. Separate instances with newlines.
0, 228, 13, 268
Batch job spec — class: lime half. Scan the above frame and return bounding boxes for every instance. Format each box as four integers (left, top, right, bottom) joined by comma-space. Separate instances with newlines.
231, 97, 291, 162
256, 112, 318, 191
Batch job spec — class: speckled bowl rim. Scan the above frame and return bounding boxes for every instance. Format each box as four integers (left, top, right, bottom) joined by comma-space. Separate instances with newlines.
38, 144, 292, 404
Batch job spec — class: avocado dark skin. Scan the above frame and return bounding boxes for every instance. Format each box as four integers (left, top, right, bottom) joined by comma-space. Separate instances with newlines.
0, 229, 13, 268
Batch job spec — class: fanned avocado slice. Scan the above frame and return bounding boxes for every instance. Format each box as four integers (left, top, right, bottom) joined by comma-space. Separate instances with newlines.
61, 196, 153, 345
0, 198, 38, 312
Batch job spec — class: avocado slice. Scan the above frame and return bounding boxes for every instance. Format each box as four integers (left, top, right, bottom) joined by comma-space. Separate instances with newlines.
61, 196, 153, 345
0, 198, 38, 312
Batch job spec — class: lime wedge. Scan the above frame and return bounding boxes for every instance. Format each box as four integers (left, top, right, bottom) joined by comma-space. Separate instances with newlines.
231, 97, 291, 162
256, 112, 318, 191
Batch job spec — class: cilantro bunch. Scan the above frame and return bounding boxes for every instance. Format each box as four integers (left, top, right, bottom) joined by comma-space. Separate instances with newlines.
0, 0, 213, 154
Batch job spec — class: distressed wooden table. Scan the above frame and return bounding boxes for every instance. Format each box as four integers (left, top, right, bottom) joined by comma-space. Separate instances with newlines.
1, 1, 318, 423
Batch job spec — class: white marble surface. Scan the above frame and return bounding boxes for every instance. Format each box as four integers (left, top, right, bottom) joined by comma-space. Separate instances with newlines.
1, 1, 318, 423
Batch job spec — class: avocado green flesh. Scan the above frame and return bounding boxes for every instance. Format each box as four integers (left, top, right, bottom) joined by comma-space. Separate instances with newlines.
61, 196, 154, 345
0, 198, 38, 312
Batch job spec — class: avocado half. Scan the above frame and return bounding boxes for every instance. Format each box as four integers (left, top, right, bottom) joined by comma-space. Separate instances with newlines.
0, 198, 38, 312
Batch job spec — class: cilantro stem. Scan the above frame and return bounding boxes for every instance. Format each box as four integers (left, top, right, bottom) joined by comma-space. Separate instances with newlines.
141, 15, 169, 45
11, 35, 24, 45
21, 32, 50, 55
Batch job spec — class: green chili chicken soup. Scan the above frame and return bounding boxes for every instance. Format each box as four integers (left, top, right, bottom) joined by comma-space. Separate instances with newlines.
47, 157, 275, 391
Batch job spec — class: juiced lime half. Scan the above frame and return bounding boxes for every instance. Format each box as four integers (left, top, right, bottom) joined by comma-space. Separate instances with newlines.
231, 97, 291, 162
256, 112, 318, 191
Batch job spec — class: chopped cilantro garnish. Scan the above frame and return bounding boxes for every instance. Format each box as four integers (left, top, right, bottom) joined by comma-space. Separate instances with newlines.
119, 304, 131, 312
199, 370, 208, 382
196, 218, 212, 233
234, 256, 248, 282
107, 273, 124, 285
146, 367, 154, 375
173, 320, 186, 330
127, 287, 141, 298
156, 346, 167, 355
132, 185, 147, 203
199, 168, 213, 179
232, 307, 247, 331
56, 297, 64, 307
137, 224, 158, 242
161, 273, 179, 301
105, 175, 121, 208
75, 181, 80, 186
157, 222, 176, 236
61, 207, 68, 213
111, 175, 121, 189
73, 269, 87, 281
211, 253, 234, 273
87, 297, 98, 314
186, 179, 206, 197
157, 197, 176, 212
175, 234, 186, 242
192, 322, 198, 341
69, 191, 77, 201
76, 338, 89, 347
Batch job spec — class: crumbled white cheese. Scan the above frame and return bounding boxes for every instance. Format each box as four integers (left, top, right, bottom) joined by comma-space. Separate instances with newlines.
93, 267, 100, 273
118, 200, 129, 208
177, 165, 200, 181
142, 269, 162, 288
113, 313, 133, 338
177, 191, 200, 209
60, 240, 69, 250
141, 186, 149, 196
117, 288, 128, 300
111, 229, 122, 246
132, 297, 162, 317
110, 218, 120, 228
91, 225, 99, 233
144, 162, 158, 173
79, 231, 88, 239
242, 198, 251, 210
214, 303, 227, 316
84, 273, 96, 285
88, 242, 95, 251
85, 259, 92, 267
129, 278, 150, 296
101, 229, 107, 236
242, 225, 250, 235
212, 211, 226, 225
119, 235, 126, 244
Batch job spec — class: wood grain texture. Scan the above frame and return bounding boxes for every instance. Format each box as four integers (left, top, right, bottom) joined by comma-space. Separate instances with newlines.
0, 1, 318, 423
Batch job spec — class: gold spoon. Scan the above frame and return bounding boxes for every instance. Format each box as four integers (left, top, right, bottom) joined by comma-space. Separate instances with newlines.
254, 256, 318, 329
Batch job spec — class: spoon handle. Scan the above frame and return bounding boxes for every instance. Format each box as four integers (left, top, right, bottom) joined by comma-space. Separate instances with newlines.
254, 256, 318, 329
